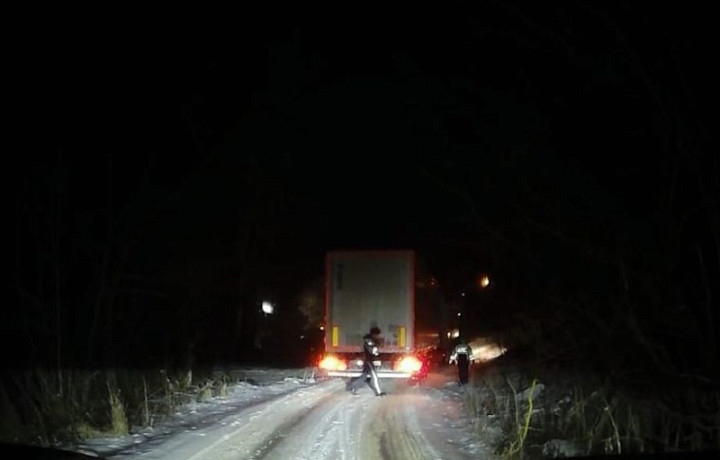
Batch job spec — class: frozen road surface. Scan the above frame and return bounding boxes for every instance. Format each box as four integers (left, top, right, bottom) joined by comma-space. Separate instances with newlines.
83, 368, 492, 460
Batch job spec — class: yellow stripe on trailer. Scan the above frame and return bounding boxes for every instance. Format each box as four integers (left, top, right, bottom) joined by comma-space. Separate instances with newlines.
399, 326, 406, 348
332, 326, 339, 347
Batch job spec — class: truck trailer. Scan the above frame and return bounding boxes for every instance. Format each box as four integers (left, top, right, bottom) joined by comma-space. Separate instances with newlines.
318, 250, 424, 379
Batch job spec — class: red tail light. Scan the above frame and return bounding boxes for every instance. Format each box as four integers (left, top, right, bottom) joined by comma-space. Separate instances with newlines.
395, 355, 423, 373
318, 355, 347, 371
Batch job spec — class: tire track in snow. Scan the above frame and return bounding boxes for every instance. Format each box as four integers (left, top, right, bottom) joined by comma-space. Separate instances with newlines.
372, 395, 436, 460
402, 397, 442, 460
125, 373, 488, 460
293, 390, 353, 460
259, 387, 354, 460
180, 380, 345, 460
251, 391, 340, 460
258, 384, 384, 460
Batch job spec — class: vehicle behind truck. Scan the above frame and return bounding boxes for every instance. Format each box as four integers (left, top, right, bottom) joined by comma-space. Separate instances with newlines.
317, 250, 424, 380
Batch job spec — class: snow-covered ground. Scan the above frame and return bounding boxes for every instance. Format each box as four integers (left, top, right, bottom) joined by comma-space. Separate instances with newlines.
73, 366, 496, 460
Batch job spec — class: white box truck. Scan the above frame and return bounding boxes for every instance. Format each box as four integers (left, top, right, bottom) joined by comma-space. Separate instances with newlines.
318, 250, 425, 379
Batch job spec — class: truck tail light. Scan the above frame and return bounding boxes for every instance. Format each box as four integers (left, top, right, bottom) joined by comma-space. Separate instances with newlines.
319, 355, 347, 371
395, 356, 423, 374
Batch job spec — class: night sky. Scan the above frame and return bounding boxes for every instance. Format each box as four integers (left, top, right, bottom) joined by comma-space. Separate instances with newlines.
9, 3, 717, 369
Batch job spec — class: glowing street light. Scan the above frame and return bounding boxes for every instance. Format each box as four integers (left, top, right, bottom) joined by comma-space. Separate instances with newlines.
479, 274, 490, 289
261, 301, 274, 314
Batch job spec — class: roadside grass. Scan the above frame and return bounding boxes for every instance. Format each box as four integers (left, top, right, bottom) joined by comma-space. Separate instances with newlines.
0, 366, 244, 447
463, 315, 720, 460
462, 281, 720, 460
466, 359, 720, 460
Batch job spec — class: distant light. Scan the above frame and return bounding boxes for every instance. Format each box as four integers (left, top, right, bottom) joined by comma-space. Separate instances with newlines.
261, 301, 274, 314
457, 312, 462, 317
461, 292, 466, 297
319, 325, 325, 331
447, 329, 460, 338
479, 275, 490, 288
299, 335, 305, 339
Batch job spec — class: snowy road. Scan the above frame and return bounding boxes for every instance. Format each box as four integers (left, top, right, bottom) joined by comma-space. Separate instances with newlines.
84, 368, 492, 460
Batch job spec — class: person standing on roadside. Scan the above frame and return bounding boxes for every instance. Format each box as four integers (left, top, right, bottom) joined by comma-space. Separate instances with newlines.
449, 338, 473, 386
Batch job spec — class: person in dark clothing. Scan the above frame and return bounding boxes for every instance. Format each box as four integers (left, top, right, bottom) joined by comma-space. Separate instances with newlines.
449, 338, 473, 386
347, 326, 385, 396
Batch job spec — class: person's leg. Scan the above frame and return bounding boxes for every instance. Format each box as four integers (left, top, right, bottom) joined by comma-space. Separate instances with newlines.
365, 364, 383, 395
458, 355, 469, 385
349, 363, 371, 393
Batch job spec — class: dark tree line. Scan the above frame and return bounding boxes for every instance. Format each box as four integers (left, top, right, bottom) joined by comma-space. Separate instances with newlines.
408, 1, 719, 391
7, 3, 717, 386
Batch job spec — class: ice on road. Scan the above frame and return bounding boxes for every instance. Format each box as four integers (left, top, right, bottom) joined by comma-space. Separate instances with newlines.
80, 368, 493, 460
